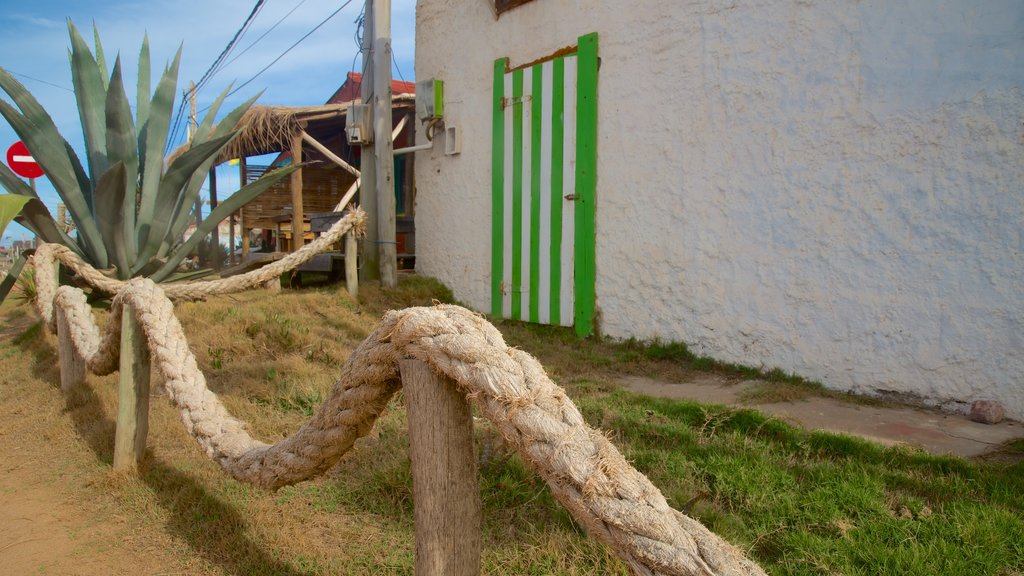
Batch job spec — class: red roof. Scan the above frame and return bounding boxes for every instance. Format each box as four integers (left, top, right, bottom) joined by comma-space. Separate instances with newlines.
326, 72, 416, 104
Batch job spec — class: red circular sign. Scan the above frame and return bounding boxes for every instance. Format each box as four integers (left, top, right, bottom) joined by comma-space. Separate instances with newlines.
6, 141, 44, 179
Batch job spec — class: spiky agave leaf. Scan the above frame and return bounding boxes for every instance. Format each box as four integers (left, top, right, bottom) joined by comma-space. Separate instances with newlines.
0, 251, 32, 303
92, 22, 109, 91
15, 198, 82, 251
136, 33, 151, 134
0, 194, 30, 238
94, 162, 130, 278
105, 55, 139, 265
0, 166, 79, 250
135, 45, 182, 249
68, 20, 109, 186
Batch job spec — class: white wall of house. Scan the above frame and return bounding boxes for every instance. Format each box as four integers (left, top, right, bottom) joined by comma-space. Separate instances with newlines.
414, 0, 1024, 419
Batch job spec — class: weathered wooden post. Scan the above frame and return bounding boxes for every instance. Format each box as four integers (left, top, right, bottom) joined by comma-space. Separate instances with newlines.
113, 302, 151, 470
56, 307, 85, 392
345, 229, 358, 298
400, 359, 481, 576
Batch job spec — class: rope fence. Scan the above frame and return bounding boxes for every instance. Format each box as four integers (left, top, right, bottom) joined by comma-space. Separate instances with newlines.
24, 209, 766, 576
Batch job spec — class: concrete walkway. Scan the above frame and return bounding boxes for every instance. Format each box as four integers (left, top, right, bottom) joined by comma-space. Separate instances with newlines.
619, 375, 1023, 458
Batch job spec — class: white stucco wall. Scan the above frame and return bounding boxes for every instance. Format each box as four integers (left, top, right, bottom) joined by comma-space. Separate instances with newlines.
414, 0, 1024, 419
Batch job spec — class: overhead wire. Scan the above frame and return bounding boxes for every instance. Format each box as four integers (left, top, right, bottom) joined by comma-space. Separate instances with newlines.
196, 0, 267, 91
221, 0, 310, 70
4, 70, 73, 93
166, 0, 268, 152
218, 0, 357, 102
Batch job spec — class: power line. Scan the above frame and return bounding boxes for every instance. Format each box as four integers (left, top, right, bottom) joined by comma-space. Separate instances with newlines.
167, 0, 268, 152
5, 70, 73, 93
392, 48, 407, 84
196, 0, 267, 91
221, 0, 310, 70
199, 0, 357, 114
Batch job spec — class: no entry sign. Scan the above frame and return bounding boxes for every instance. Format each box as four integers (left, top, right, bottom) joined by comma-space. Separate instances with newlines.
6, 141, 44, 179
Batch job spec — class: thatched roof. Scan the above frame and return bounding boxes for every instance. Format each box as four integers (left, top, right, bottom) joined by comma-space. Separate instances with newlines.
168, 95, 416, 165
217, 103, 349, 162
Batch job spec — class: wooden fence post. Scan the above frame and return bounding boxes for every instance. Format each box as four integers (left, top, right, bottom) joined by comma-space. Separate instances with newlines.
56, 307, 85, 392
345, 229, 358, 298
400, 358, 481, 576
113, 302, 151, 470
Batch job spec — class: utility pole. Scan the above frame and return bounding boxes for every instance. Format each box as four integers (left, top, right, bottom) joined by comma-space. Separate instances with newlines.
189, 82, 202, 228
208, 166, 219, 268
372, 0, 397, 288
359, 0, 379, 282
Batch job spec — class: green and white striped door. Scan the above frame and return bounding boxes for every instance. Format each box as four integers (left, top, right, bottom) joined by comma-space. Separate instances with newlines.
491, 33, 597, 337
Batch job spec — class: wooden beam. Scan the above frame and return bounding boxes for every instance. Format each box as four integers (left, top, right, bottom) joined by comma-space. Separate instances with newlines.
301, 130, 360, 178
400, 359, 481, 576
333, 177, 361, 212
290, 132, 305, 251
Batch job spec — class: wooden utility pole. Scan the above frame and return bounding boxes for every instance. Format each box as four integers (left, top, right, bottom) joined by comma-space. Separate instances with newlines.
189, 82, 203, 227
359, 0, 379, 282
372, 0, 398, 288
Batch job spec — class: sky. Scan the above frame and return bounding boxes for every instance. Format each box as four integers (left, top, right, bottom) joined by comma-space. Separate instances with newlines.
0, 0, 416, 246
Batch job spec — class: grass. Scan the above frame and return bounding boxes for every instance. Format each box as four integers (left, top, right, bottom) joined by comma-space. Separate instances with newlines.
0, 277, 1021, 575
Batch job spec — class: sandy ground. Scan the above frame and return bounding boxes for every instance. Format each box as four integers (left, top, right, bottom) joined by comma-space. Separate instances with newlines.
0, 313, 186, 575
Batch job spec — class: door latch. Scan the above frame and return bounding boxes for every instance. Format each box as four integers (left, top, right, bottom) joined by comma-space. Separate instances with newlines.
564, 194, 579, 201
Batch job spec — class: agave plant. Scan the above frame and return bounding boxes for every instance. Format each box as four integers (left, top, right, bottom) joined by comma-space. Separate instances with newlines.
0, 22, 297, 300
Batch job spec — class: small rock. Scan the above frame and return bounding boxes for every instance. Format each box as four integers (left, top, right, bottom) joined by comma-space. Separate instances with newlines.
919, 506, 933, 518
969, 400, 1005, 424
898, 506, 913, 519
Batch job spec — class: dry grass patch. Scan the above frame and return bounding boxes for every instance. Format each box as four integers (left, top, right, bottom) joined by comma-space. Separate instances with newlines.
1, 277, 1021, 575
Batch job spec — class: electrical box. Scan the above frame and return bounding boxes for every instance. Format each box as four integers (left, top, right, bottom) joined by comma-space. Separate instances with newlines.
345, 104, 373, 145
416, 79, 444, 121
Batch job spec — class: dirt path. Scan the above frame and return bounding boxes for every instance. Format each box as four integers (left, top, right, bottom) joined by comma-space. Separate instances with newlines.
0, 463, 124, 574
0, 312, 191, 575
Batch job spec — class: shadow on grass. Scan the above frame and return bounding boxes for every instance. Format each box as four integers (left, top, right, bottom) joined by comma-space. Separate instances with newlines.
9, 323, 310, 576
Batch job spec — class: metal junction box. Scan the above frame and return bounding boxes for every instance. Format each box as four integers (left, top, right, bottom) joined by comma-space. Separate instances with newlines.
415, 79, 444, 121
345, 104, 373, 145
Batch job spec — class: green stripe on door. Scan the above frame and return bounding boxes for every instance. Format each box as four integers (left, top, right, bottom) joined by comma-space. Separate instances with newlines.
529, 64, 543, 323
511, 69, 524, 320
491, 58, 507, 317
549, 57, 565, 325
575, 33, 598, 337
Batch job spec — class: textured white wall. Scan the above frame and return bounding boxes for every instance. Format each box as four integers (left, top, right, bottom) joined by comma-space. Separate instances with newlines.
414, 0, 1024, 419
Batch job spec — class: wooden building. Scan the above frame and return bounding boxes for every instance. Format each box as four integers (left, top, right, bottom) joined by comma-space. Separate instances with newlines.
218, 73, 417, 260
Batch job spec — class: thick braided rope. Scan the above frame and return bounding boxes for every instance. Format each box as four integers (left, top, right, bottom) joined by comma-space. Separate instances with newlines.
33, 275, 765, 576
32, 208, 366, 303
